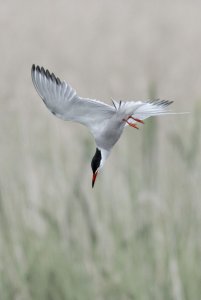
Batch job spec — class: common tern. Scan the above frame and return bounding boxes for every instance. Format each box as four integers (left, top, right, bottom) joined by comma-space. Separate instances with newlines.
31, 65, 176, 187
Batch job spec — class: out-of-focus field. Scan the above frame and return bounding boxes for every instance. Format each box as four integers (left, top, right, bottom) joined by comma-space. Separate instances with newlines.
0, 1, 201, 299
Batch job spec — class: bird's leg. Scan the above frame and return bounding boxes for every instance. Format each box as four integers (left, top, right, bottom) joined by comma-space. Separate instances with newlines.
123, 116, 144, 129
129, 116, 144, 124
123, 116, 139, 129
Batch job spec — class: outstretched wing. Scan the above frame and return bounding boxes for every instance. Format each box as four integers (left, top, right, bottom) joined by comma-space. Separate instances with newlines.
31, 65, 115, 133
112, 99, 175, 126
132, 100, 174, 120
110, 100, 176, 126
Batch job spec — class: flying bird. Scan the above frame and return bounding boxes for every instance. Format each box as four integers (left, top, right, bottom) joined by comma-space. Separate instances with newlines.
31, 64, 176, 187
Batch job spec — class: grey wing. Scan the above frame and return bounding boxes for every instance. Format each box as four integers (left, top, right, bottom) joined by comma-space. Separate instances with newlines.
31, 65, 115, 133
132, 100, 174, 120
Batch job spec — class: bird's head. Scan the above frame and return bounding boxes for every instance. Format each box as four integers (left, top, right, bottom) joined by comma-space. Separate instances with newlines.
91, 148, 109, 188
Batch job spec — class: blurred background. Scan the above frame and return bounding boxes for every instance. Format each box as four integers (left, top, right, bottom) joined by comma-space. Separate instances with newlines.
0, 0, 201, 299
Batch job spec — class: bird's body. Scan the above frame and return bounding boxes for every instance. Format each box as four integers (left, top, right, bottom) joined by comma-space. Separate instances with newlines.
31, 64, 176, 187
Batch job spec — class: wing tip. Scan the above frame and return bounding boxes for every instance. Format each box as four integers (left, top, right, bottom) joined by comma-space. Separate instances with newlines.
31, 64, 37, 79
32, 64, 35, 72
31, 64, 62, 86
148, 99, 174, 107
32, 64, 43, 77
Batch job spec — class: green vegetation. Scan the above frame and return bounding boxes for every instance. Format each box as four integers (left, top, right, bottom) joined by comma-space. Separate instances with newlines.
0, 98, 200, 300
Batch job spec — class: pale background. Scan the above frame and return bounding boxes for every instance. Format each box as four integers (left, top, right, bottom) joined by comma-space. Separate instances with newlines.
0, 1, 201, 299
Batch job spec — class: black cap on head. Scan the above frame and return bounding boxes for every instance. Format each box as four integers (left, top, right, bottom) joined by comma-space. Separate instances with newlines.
91, 148, 102, 188
91, 148, 102, 174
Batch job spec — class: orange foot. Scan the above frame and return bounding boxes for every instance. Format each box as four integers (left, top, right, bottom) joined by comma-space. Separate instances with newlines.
123, 116, 144, 129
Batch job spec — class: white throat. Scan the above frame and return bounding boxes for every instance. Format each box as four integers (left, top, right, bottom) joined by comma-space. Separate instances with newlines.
99, 148, 110, 169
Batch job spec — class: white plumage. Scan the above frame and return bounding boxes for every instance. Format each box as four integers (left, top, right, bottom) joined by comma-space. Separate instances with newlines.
31, 65, 175, 187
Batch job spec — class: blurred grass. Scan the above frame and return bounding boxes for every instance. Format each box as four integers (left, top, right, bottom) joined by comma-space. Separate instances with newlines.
0, 92, 201, 300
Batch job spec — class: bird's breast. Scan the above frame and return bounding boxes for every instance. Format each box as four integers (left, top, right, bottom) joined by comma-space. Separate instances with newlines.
95, 121, 125, 150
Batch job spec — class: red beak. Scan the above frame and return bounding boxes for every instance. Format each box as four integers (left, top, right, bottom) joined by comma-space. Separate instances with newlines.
92, 171, 98, 188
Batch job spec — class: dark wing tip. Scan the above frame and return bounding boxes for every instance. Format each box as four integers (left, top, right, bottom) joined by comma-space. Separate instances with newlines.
41, 67, 45, 75
31, 64, 62, 87
32, 64, 35, 72
56, 77, 61, 85
148, 99, 174, 107
36, 65, 41, 73
51, 72, 57, 82
45, 69, 51, 78
160, 100, 174, 107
